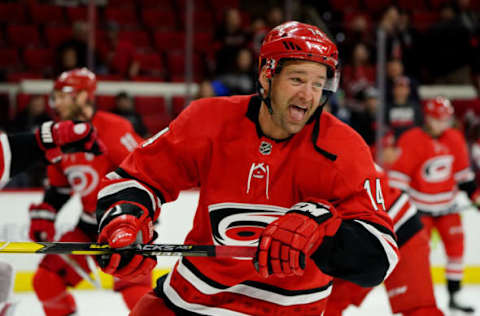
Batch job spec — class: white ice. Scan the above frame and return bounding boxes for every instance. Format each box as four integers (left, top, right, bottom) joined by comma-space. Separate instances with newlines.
10, 285, 480, 316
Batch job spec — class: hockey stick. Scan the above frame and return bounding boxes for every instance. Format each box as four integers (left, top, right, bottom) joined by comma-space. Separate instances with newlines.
59, 254, 102, 289
0, 242, 257, 258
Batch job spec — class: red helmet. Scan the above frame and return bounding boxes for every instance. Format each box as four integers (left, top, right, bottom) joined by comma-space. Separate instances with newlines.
54, 68, 97, 102
260, 21, 340, 92
424, 96, 454, 119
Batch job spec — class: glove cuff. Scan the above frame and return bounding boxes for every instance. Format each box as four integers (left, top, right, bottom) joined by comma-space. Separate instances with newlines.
29, 202, 57, 221
287, 201, 336, 224
35, 121, 56, 150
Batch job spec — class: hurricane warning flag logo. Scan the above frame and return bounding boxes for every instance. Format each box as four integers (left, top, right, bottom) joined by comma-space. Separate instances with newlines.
208, 203, 287, 247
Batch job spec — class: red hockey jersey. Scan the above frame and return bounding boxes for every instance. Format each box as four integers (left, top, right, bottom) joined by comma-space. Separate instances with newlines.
375, 164, 422, 246
389, 127, 474, 215
98, 95, 398, 315
0, 132, 11, 188
47, 111, 142, 222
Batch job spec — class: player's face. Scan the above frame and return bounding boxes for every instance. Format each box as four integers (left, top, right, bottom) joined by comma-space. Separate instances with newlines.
263, 60, 327, 138
52, 90, 85, 120
426, 115, 452, 137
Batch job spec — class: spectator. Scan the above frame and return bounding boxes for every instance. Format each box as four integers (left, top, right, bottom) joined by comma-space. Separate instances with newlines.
340, 14, 374, 62
250, 16, 268, 57
379, 5, 402, 60
396, 10, 422, 79
342, 42, 376, 103
266, 6, 285, 29
55, 21, 88, 75
423, 3, 472, 84
195, 80, 217, 99
9, 95, 51, 133
216, 48, 255, 95
97, 22, 136, 78
112, 92, 149, 138
349, 86, 379, 147
214, 8, 249, 74
386, 58, 420, 103
455, 0, 480, 95
385, 76, 423, 138
6, 95, 51, 187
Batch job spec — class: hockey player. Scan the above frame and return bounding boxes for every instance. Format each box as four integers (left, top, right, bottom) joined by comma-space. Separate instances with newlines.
325, 164, 444, 316
28, 68, 151, 316
0, 120, 102, 316
95, 21, 399, 315
1, 120, 102, 188
389, 96, 478, 314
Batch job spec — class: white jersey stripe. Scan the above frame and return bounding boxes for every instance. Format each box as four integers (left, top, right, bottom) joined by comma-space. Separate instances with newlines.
208, 202, 288, 213
0, 133, 12, 188
388, 171, 410, 182
163, 271, 249, 316
174, 259, 332, 306
354, 220, 399, 279
410, 200, 456, 214
408, 187, 457, 203
98, 180, 159, 211
388, 193, 409, 220
454, 168, 475, 182
388, 180, 409, 191
393, 205, 417, 231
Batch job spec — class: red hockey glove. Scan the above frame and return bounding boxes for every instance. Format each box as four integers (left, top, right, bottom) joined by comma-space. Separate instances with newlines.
471, 189, 480, 210
254, 201, 341, 278
29, 202, 57, 242
97, 203, 157, 282
36, 120, 104, 163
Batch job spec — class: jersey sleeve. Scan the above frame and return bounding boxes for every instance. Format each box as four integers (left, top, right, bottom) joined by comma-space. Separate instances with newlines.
449, 130, 475, 183
0, 132, 11, 188
2, 131, 45, 188
312, 134, 399, 287
104, 120, 144, 167
96, 101, 209, 223
388, 133, 417, 191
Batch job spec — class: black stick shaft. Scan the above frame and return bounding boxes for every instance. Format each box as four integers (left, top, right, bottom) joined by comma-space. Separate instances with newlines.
0, 242, 257, 258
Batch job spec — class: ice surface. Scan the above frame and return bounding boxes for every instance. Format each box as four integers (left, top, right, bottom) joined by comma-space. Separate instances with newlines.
10, 285, 480, 315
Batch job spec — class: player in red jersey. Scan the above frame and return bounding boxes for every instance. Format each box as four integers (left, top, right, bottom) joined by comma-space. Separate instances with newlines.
1, 120, 102, 189
389, 96, 478, 314
95, 21, 399, 316
28, 68, 151, 316
0, 121, 102, 316
325, 164, 444, 316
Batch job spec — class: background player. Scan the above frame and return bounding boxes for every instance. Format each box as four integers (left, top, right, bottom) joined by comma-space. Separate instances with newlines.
389, 96, 478, 314
94, 21, 399, 316
325, 164, 444, 316
0, 120, 102, 316
27, 68, 151, 316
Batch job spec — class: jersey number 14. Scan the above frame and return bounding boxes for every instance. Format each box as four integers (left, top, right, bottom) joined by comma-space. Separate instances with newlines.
363, 179, 386, 211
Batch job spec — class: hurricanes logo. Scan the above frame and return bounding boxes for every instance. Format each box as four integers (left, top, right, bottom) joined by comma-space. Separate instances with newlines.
65, 165, 99, 196
208, 203, 287, 247
422, 155, 453, 183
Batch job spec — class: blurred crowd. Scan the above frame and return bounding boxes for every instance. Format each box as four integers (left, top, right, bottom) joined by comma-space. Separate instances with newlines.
1, 0, 480, 187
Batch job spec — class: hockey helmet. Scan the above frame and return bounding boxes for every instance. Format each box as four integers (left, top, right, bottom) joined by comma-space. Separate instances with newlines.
53, 68, 97, 103
424, 96, 454, 120
259, 21, 340, 92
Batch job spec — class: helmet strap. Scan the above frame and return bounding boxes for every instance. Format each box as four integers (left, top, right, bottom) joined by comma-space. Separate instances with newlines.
256, 78, 273, 115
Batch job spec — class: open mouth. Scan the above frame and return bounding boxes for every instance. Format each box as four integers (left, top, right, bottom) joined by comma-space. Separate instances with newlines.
289, 104, 308, 121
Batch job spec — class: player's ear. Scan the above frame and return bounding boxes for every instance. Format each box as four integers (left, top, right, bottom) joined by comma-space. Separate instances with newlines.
258, 66, 269, 95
